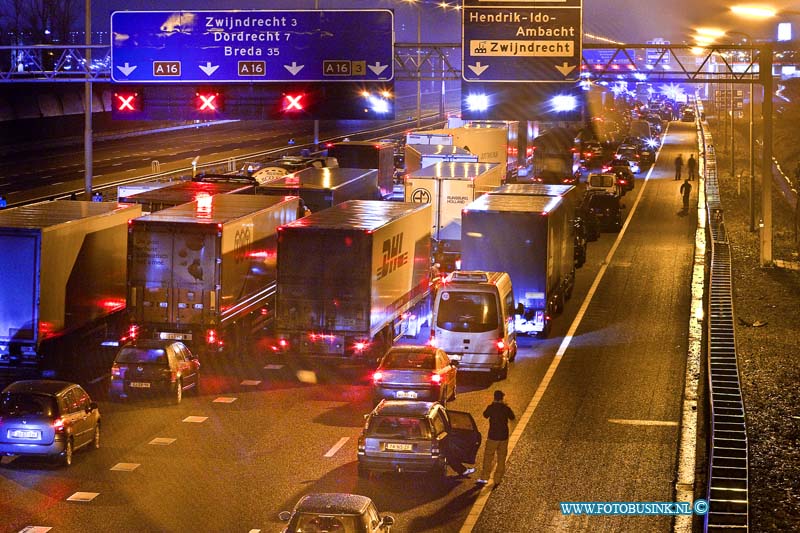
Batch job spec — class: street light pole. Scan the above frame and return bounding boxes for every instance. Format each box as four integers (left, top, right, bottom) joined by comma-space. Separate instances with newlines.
83, 0, 92, 199
759, 43, 773, 265
416, 4, 421, 128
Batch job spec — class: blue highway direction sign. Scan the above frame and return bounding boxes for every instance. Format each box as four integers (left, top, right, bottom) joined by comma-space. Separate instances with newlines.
111, 10, 394, 83
462, 0, 582, 83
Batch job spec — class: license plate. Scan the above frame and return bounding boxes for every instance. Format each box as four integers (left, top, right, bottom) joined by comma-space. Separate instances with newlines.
396, 391, 418, 399
129, 382, 151, 388
9, 429, 40, 439
385, 442, 413, 451
160, 332, 191, 341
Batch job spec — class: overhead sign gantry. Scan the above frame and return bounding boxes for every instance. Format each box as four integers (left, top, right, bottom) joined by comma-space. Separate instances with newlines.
111, 10, 394, 83
461, 0, 582, 83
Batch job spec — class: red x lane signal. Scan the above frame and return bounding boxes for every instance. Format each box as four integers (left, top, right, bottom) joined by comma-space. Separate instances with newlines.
114, 91, 140, 112
283, 93, 305, 111
195, 90, 223, 112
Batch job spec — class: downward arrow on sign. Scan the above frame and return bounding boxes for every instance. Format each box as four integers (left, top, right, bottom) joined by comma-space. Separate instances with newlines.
368, 62, 388, 76
468, 62, 489, 76
116, 62, 137, 77
284, 62, 304, 76
555, 62, 576, 77
199, 62, 219, 76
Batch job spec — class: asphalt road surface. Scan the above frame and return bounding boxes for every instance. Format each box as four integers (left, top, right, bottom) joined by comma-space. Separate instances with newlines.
0, 122, 700, 533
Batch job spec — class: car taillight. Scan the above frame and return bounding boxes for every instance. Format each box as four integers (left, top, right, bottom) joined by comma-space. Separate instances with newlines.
127, 324, 139, 340
357, 435, 365, 454
372, 371, 383, 383
427, 336, 438, 347
354, 341, 368, 352
53, 418, 65, 433
431, 439, 441, 457
431, 373, 442, 384
111, 364, 121, 378
496, 340, 506, 352
206, 329, 217, 344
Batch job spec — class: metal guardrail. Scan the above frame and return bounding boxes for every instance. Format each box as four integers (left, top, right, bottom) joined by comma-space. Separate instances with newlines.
700, 119, 750, 532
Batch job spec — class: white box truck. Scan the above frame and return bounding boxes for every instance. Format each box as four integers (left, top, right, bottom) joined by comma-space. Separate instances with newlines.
404, 144, 479, 174
404, 162, 503, 271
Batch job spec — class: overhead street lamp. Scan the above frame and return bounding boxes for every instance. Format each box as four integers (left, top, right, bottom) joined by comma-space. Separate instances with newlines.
404, 0, 423, 128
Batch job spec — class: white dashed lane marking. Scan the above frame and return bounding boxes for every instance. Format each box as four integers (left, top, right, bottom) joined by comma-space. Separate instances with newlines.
149, 437, 176, 445
324, 437, 349, 458
66, 492, 99, 502
110, 463, 141, 472
183, 416, 208, 423
213, 397, 237, 404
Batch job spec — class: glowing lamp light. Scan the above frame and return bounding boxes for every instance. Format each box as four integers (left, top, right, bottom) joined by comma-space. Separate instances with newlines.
195, 192, 213, 213
354, 341, 367, 351
634, 72, 647, 81
114, 92, 139, 112
373, 371, 384, 383
466, 93, 489, 112
550, 94, 578, 112
430, 373, 442, 384
283, 93, 304, 111
368, 95, 390, 114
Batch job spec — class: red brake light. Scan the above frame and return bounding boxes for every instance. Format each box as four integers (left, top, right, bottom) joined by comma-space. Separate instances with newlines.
278, 339, 288, 348
373, 371, 383, 383
206, 329, 217, 344
496, 340, 506, 351
354, 341, 367, 352
431, 373, 442, 384
53, 418, 65, 432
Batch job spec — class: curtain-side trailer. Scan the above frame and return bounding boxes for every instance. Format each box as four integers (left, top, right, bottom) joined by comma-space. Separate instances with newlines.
403, 144, 479, 175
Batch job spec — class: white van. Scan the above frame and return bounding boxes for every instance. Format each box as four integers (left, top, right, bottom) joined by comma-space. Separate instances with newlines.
587, 172, 620, 196
430, 271, 517, 380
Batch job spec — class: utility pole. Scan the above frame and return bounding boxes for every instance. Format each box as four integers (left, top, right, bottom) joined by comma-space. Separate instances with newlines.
83, 0, 92, 199
759, 44, 773, 266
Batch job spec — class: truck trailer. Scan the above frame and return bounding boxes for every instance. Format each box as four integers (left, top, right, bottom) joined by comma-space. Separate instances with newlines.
403, 144, 479, 174
256, 167, 381, 213
404, 162, 503, 271
274, 200, 433, 364
488, 183, 587, 268
126, 195, 299, 356
120, 181, 256, 214
0, 201, 142, 382
461, 194, 575, 338
325, 141, 396, 199
529, 127, 581, 185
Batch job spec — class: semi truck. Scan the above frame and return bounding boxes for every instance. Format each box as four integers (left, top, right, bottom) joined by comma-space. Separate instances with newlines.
126, 195, 299, 357
256, 167, 381, 213
404, 162, 503, 271
461, 193, 575, 338
403, 144, 478, 174
117, 180, 179, 202
405, 131, 453, 146
488, 183, 587, 267
0, 201, 142, 382
120, 181, 256, 214
274, 200, 434, 364
325, 141, 396, 199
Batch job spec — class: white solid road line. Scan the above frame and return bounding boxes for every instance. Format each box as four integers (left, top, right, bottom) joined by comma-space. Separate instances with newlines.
460, 139, 666, 533
608, 419, 679, 427
324, 437, 349, 458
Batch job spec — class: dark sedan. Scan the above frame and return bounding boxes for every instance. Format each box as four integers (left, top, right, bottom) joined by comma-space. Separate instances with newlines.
372, 345, 457, 406
109, 340, 200, 404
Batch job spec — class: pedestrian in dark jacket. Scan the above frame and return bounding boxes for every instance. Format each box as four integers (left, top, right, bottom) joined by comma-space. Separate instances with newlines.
674, 154, 684, 181
477, 390, 516, 487
687, 154, 697, 181
680, 178, 692, 211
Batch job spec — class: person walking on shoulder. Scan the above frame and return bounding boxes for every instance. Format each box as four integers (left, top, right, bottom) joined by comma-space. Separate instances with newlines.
674, 154, 684, 181
476, 390, 516, 487
680, 178, 692, 212
687, 154, 697, 181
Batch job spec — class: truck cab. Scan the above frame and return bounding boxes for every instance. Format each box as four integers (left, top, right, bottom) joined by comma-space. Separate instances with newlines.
430, 271, 517, 381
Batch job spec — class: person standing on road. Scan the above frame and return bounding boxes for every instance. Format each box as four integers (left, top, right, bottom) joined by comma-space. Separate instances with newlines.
687, 154, 697, 181
674, 154, 684, 181
477, 390, 516, 487
680, 178, 692, 211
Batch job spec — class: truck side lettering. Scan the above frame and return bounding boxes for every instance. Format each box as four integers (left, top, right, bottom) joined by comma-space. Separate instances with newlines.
376, 233, 408, 280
